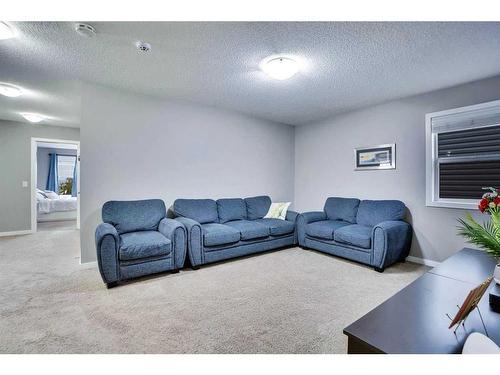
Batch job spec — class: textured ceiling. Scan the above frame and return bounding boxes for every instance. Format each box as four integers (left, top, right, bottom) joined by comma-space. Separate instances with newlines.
1, 22, 500, 127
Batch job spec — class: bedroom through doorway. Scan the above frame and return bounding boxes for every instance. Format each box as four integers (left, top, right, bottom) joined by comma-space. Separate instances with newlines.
31, 138, 80, 233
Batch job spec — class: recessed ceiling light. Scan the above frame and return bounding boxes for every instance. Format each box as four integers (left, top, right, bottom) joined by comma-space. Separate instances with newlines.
0, 22, 15, 40
0, 83, 23, 97
261, 56, 299, 80
21, 113, 45, 123
75, 23, 96, 38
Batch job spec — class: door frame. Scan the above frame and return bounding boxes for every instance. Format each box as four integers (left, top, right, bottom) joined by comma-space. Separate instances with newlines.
31, 137, 80, 233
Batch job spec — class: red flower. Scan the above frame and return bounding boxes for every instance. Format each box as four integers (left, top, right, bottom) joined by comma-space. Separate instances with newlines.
479, 198, 489, 212
495, 197, 500, 205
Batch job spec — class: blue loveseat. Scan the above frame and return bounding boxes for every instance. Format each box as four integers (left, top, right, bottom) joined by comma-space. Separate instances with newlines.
173, 196, 298, 268
297, 197, 412, 272
95, 199, 186, 288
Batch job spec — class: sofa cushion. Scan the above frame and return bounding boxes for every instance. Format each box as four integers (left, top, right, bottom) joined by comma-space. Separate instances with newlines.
202, 223, 241, 247
356, 200, 406, 227
174, 199, 218, 224
334, 224, 372, 249
324, 197, 360, 223
119, 231, 171, 261
245, 196, 272, 220
217, 198, 247, 223
224, 220, 269, 240
253, 218, 295, 236
305, 220, 351, 240
103, 199, 166, 234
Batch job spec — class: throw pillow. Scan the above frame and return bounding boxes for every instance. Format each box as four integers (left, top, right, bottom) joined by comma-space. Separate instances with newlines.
264, 202, 291, 220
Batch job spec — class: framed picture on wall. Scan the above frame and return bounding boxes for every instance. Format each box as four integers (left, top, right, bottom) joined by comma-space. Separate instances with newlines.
354, 143, 396, 170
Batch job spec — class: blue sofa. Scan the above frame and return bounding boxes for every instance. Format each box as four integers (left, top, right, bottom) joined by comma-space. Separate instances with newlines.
297, 197, 412, 272
173, 196, 298, 268
95, 199, 186, 288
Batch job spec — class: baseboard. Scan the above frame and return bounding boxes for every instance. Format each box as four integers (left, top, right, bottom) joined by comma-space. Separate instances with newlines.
406, 255, 440, 268
79, 260, 97, 268
0, 229, 32, 238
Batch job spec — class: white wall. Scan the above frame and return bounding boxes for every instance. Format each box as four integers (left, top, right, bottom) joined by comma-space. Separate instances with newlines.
80, 84, 295, 263
0, 120, 80, 233
295, 75, 500, 263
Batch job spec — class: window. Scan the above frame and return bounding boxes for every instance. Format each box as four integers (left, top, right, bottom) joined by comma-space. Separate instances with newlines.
426, 100, 500, 209
57, 155, 76, 195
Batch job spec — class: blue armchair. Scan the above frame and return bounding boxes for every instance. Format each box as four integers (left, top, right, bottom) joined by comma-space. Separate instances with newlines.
95, 199, 186, 288
297, 197, 412, 272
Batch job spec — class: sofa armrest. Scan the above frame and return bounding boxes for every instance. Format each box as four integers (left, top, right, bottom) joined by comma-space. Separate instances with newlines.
159, 218, 187, 269
372, 220, 412, 270
175, 217, 203, 267
286, 210, 299, 223
95, 223, 120, 284
296, 211, 327, 246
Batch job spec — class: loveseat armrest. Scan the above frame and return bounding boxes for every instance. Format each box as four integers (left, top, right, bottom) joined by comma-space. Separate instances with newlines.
286, 210, 299, 223
95, 223, 120, 285
296, 211, 327, 246
159, 218, 187, 269
372, 220, 412, 270
175, 217, 203, 267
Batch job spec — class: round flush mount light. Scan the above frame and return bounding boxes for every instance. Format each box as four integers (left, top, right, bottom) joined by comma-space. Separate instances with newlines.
136, 41, 152, 53
0, 83, 23, 97
21, 113, 45, 123
261, 56, 300, 80
75, 23, 96, 38
0, 22, 15, 40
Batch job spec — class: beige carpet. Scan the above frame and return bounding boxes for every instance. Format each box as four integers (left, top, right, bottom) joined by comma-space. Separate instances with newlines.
0, 225, 427, 353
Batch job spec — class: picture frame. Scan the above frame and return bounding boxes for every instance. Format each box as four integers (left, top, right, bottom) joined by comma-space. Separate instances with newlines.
354, 143, 396, 170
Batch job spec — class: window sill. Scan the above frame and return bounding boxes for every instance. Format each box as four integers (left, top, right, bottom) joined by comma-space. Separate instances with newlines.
426, 199, 477, 210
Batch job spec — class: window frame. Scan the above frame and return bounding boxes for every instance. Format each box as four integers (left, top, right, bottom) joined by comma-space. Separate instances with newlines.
425, 99, 500, 209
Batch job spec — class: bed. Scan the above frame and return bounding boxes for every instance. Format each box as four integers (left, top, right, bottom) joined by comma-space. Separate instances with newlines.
37, 189, 77, 222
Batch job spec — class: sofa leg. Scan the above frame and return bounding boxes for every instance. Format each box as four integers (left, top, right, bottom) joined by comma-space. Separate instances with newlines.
374, 267, 385, 273
171, 268, 180, 274
106, 281, 118, 289
191, 265, 200, 270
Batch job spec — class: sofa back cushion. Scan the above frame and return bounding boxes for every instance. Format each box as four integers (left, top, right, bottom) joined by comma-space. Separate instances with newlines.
324, 197, 360, 223
102, 199, 166, 234
356, 200, 406, 227
217, 198, 247, 223
174, 199, 218, 224
244, 196, 272, 220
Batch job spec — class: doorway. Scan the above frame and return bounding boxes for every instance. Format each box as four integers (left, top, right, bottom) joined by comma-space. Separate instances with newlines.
31, 138, 80, 233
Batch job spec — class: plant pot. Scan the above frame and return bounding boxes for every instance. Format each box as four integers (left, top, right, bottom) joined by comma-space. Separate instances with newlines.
494, 263, 500, 285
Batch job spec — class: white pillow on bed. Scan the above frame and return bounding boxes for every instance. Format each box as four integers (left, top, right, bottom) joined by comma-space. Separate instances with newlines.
44, 191, 59, 199
36, 192, 46, 201
37, 188, 48, 198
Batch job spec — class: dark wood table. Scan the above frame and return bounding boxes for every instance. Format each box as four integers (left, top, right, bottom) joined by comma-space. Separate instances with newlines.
343, 248, 500, 354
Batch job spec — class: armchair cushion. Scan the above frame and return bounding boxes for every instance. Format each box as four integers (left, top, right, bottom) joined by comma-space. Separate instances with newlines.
324, 197, 360, 223
305, 220, 351, 240
102, 199, 166, 234
334, 224, 372, 249
217, 198, 247, 223
254, 218, 295, 236
202, 223, 240, 247
244, 196, 272, 220
119, 231, 171, 261
224, 220, 269, 240
174, 199, 218, 224
356, 200, 406, 227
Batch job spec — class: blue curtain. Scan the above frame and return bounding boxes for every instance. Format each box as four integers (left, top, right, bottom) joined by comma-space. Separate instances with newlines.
46, 153, 58, 192
71, 156, 77, 197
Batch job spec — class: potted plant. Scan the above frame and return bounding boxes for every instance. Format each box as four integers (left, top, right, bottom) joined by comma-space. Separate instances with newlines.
458, 187, 500, 284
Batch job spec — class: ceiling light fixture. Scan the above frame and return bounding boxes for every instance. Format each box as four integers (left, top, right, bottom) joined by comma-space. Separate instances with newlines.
0, 22, 15, 40
75, 23, 96, 38
136, 41, 152, 53
0, 83, 23, 97
261, 56, 299, 80
21, 113, 45, 123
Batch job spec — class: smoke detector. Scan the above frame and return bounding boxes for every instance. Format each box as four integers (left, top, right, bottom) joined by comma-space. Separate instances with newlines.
75, 23, 96, 38
136, 41, 152, 53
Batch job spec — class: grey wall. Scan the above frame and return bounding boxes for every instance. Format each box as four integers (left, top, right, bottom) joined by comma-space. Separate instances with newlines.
37, 147, 77, 190
295, 75, 500, 263
0, 120, 80, 233
80, 84, 295, 263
